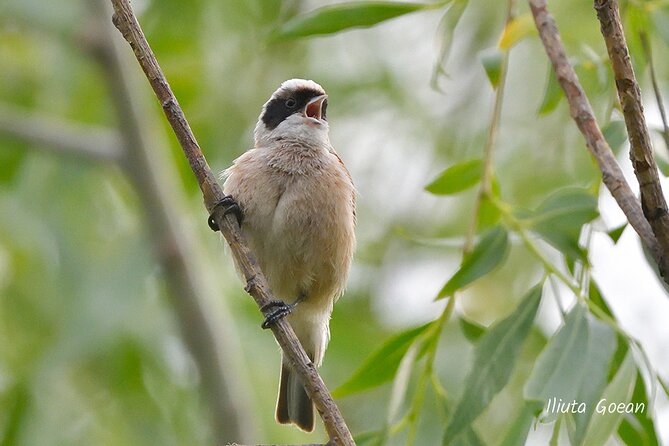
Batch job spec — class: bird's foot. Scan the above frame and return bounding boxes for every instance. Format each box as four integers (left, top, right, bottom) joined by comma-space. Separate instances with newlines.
261, 300, 297, 329
208, 195, 243, 231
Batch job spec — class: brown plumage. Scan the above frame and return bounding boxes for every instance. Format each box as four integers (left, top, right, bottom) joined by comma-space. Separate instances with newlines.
222, 79, 356, 432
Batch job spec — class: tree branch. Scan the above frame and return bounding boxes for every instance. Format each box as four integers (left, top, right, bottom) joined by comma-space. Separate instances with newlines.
594, 0, 669, 278
0, 102, 122, 162
0, 4, 259, 441
464, 0, 515, 254
82, 0, 259, 441
528, 0, 665, 279
108, 0, 354, 444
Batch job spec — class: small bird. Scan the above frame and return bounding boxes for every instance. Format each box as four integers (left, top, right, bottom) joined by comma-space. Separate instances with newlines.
216, 79, 356, 431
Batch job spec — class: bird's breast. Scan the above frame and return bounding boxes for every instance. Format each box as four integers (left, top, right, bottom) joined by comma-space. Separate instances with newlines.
270, 152, 354, 254
263, 141, 332, 175
262, 146, 355, 300
225, 142, 355, 305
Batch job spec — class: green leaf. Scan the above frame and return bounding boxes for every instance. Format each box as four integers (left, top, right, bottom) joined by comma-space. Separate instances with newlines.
524, 188, 598, 261
332, 322, 431, 397
617, 373, 660, 446
571, 318, 618, 445
606, 223, 627, 244
589, 279, 614, 319
581, 354, 637, 446
602, 120, 628, 155
591, 280, 630, 383
608, 333, 630, 383
522, 307, 618, 445
480, 49, 503, 88
432, 375, 486, 446
386, 341, 419, 423
525, 304, 616, 430
459, 317, 486, 343
443, 284, 543, 443
425, 159, 483, 195
525, 305, 588, 405
274, 1, 438, 39
433, 0, 468, 78
499, 400, 544, 446
538, 68, 562, 114
530, 188, 598, 232
438, 225, 509, 298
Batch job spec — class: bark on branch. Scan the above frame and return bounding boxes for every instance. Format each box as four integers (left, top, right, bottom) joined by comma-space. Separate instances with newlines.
594, 0, 669, 278
85, 0, 258, 440
108, 0, 354, 444
528, 0, 665, 279
0, 2, 259, 440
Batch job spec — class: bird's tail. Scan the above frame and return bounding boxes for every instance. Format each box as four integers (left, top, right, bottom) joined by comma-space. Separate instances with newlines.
276, 360, 314, 432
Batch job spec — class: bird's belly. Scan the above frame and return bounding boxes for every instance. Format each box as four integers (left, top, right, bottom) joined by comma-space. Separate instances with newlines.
253, 174, 354, 309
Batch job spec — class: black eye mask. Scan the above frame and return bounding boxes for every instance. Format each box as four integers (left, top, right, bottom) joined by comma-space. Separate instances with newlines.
261, 87, 326, 130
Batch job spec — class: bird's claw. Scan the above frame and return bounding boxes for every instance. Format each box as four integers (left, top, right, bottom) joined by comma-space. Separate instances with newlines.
208, 195, 243, 232
261, 300, 295, 329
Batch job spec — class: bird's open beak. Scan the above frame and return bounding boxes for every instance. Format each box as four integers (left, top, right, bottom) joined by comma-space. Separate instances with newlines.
303, 95, 327, 121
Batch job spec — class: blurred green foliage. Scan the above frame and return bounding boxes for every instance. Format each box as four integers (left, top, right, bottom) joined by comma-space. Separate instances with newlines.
1, 0, 668, 445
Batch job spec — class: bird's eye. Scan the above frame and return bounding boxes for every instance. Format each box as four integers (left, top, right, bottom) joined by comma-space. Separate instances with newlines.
285, 98, 297, 108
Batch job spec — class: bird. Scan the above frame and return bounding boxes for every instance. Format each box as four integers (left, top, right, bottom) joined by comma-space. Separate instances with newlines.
213, 79, 356, 432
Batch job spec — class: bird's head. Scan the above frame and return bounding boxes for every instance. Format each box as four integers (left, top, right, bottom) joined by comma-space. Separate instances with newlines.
254, 79, 329, 146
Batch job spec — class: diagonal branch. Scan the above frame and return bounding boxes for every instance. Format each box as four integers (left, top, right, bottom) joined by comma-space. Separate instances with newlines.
84, 0, 258, 440
108, 0, 354, 444
528, 0, 666, 283
594, 0, 669, 278
464, 0, 516, 254
0, 5, 259, 440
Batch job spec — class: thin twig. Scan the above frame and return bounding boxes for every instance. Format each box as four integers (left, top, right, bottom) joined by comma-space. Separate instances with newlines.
405, 302, 452, 446
405, 5, 517, 436
0, 102, 122, 162
0, 1, 258, 440
594, 0, 669, 279
108, 0, 354, 444
528, 0, 664, 282
411, 2, 515, 442
639, 31, 669, 155
83, 0, 258, 441
464, 0, 516, 254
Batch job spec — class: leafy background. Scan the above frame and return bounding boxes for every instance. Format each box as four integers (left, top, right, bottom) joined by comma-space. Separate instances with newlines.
1, 0, 668, 445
